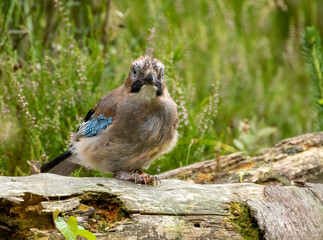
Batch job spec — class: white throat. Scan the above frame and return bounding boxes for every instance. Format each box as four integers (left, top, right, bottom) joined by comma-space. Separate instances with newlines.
133, 85, 157, 102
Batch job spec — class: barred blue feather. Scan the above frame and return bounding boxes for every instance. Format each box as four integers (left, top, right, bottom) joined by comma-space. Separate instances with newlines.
83, 114, 113, 137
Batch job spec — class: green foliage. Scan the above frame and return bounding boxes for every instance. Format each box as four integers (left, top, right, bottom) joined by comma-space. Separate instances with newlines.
302, 27, 323, 130
233, 118, 277, 155
0, 0, 321, 175
53, 210, 96, 240
230, 202, 263, 240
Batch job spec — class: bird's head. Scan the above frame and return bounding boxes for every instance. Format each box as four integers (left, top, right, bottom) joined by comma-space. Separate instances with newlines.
125, 56, 166, 101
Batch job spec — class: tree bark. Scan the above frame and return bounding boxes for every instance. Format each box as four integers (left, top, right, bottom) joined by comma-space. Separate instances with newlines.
0, 174, 322, 239
159, 132, 323, 185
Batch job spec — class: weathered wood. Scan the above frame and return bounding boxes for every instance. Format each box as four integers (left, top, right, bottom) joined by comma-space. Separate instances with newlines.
248, 183, 323, 240
0, 174, 322, 239
159, 132, 323, 185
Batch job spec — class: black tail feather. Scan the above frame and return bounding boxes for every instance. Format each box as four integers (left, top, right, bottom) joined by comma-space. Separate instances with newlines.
41, 148, 80, 175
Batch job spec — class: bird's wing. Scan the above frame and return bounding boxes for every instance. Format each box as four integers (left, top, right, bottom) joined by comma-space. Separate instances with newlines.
73, 112, 113, 141
73, 86, 125, 141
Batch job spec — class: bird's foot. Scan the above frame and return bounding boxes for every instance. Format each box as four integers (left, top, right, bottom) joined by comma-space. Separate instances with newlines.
114, 170, 161, 186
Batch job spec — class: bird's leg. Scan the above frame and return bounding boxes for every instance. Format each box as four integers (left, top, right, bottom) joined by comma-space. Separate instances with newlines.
114, 170, 161, 186
135, 169, 162, 186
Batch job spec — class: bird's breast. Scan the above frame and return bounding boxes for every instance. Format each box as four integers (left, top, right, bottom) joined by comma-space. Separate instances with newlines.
116, 98, 178, 147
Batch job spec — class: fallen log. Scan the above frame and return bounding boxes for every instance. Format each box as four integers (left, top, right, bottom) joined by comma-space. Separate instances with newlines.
159, 132, 323, 185
0, 174, 322, 239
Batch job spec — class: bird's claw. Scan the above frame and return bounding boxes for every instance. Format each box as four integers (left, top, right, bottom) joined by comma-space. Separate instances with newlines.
132, 170, 160, 186
115, 170, 161, 186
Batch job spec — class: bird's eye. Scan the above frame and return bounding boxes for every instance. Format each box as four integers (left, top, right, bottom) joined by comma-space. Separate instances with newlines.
161, 69, 164, 78
132, 68, 137, 77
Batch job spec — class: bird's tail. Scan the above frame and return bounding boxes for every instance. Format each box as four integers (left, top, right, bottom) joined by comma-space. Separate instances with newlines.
41, 147, 80, 176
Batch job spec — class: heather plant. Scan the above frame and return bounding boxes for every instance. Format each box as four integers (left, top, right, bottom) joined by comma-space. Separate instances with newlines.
0, 0, 320, 175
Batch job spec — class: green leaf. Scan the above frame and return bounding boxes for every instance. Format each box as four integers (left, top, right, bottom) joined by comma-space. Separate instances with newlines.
197, 139, 237, 152
233, 139, 246, 151
319, 99, 323, 105
78, 225, 85, 230
66, 216, 79, 237
77, 229, 97, 240
256, 127, 277, 138
54, 214, 96, 240
180, 138, 237, 152
54, 216, 77, 240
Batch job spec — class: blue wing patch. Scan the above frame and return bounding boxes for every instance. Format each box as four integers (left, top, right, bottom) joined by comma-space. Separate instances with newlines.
83, 114, 113, 137
74, 114, 113, 141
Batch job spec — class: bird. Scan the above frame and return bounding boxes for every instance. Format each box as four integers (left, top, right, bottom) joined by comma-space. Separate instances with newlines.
41, 56, 179, 185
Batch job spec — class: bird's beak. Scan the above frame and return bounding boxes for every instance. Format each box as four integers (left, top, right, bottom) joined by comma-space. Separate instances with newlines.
142, 72, 156, 85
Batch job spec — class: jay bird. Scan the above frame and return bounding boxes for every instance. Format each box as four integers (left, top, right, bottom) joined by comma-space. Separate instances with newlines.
41, 56, 179, 185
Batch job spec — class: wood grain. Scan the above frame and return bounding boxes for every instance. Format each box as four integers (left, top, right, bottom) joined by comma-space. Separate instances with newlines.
0, 174, 322, 239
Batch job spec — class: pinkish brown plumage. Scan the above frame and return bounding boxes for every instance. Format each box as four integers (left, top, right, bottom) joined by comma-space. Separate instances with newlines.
41, 56, 179, 185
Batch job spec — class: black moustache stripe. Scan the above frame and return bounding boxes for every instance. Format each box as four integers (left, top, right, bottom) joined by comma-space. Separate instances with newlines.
155, 81, 163, 96
131, 80, 163, 96
131, 80, 144, 93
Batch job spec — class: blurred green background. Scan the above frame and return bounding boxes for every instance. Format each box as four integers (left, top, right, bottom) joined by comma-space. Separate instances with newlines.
0, 0, 322, 176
